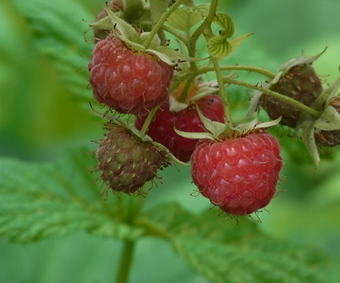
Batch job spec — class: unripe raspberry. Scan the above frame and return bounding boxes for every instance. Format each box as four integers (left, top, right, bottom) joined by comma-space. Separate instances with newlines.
95, 123, 169, 196
260, 64, 323, 128
315, 96, 340, 147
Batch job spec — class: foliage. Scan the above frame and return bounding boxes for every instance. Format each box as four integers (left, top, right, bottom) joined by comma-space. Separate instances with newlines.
1, 0, 340, 282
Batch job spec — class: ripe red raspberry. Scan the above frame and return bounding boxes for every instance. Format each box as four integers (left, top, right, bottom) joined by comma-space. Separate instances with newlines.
315, 96, 340, 147
260, 64, 322, 128
191, 131, 282, 216
95, 123, 169, 196
88, 34, 174, 116
135, 94, 225, 162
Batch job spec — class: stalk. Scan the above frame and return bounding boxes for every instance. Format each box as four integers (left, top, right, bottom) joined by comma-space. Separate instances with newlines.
223, 77, 320, 118
115, 241, 135, 283
143, 0, 188, 49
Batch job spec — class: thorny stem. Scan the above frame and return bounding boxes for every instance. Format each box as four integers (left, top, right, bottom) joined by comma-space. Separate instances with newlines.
143, 0, 188, 49
223, 77, 320, 118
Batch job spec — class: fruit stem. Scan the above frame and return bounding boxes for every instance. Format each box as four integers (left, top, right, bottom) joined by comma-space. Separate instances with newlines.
115, 240, 135, 283
211, 57, 233, 126
140, 106, 160, 136
143, 0, 188, 49
201, 65, 276, 79
223, 77, 320, 118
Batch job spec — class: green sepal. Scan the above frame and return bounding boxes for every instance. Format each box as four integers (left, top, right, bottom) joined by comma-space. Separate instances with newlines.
296, 73, 340, 165
150, 46, 208, 65
314, 106, 340, 131
207, 36, 232, 61
174, 127, 216, 141
213, 13, 235, 38
105, 5, 141, 44
279, 47, 327, 75
90, 15, 115, 31
236, 116, 281, 134
196, 104, 227, 137
166, 4, 210, 31
140, 32, 161, 49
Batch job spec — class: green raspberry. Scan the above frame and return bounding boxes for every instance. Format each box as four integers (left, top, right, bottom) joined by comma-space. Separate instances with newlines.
95, 123, 169, 197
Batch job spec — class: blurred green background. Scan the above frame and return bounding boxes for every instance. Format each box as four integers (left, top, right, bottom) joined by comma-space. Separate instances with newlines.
0, 0, 340, 282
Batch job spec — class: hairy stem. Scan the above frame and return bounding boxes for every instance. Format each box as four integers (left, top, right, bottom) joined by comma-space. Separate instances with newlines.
212, 58, 233, 126
201, 65, 276, 79
223, 77, 320, 118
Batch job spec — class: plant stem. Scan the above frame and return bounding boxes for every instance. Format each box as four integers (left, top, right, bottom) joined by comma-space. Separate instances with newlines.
211, 58, 233, 126
143, 0, 188, 49
140, 106, 160, 136
201, 65, 276, 79
161, 25, 188, 45
115, 240, 135, 283
223, 77, 320, 118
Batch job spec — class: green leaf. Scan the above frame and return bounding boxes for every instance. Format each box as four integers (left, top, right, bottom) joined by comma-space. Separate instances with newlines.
12, 0, 94, 101
207, 36, 232, 60
213, 13, 235, 38
229, 32, 253, 53
139, 203, 339, 283
173, 236, 337, 283
0, 149, 145, 243
149, 0, 172, 24
166, 4, 209, 31
139, 203, 257, 241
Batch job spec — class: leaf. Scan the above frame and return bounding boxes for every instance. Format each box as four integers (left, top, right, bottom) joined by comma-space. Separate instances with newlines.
12, 0, 93, 101
173, 236, 337, 283
166, 4, 209, 31
207, 36, 232, 60
0, 149, 145, 243
229, 32, 253, 53
139, 203, 340, 283
213, 13, 235, 38
149, 0, 172, 24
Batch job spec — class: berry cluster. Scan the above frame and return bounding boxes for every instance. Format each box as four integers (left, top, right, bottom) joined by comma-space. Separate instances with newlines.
85, 0, 340, 220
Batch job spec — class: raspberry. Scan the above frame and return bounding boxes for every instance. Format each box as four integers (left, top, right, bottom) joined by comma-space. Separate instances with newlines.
95, 123, 168, 196
93, 0, 124, 42
135, 94, 225, 162
315, 96, 340, 147
191, 131, 282, 216
260, 64, 322, 128
88, 34, 174, 116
